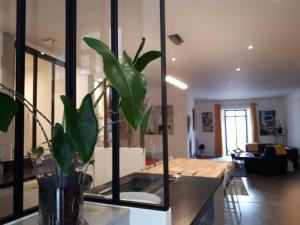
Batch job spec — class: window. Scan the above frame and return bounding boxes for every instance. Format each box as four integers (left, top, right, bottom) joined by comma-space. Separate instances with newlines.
224, 109, 249, 155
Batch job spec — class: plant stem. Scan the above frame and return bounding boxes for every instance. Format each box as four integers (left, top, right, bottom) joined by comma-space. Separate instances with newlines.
94, 86, 108, 108
98, 119, 126, 132
23, 101, 52, 149
90, 80, 104, 96
0, 83, 52, 150
0, 84, 52, 125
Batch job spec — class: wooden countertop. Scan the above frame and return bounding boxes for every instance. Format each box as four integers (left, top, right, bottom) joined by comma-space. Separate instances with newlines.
144, 158, 232, 178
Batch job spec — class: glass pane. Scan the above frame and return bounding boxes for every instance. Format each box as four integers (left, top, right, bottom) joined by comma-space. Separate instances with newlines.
24, 54, 33, 157
24, 0, 66, 210
0, 0, 16, 219
236, 110, 246, 117
36, 59, 52, 150
225, 110, 236, 117
236, 117, 247, 151
77, 0, 112, 200
54, 65, 65, 123
225, 117, 237, 152
119, 0, 165, 207
23, 53, 38, 210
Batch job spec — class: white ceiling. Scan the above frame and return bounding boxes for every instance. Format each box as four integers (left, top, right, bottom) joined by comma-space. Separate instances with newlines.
165, 0, 300, 100
1, 0, 300, 100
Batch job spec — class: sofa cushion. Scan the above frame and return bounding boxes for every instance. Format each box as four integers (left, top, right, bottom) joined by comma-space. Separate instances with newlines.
265, 145, 287, 157
246, 143, 259, 152
272, 144, 287, 155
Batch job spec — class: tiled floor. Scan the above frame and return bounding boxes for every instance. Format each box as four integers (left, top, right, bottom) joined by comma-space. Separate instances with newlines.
237, 171, 300, 225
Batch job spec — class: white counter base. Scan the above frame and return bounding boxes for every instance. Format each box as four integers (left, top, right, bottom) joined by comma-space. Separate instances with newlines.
4, 202, 172, 225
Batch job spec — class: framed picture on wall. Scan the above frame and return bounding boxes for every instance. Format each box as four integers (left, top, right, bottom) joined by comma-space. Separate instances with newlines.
259, 110, 276, 135
202, 112, 213, 132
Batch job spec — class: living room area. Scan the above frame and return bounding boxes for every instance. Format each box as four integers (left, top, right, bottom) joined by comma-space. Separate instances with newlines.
1, 0, 300, 224
193, 95, 300, 223
180, 0, 300, 224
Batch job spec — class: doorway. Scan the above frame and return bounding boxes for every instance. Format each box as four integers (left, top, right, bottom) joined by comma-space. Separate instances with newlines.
224, 109, 249, 155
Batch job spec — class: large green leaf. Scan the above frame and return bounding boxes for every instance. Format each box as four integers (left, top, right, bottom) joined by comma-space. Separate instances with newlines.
52, 123, 76, 175
122, 51, 147, 111
134, 51, 162, 72
77, 94, 98, 162
83, 37, 141, 129
140, 107, 152, 148
0, 92, 17, 132
61, 94, 98, 163
31, 146, 44, 156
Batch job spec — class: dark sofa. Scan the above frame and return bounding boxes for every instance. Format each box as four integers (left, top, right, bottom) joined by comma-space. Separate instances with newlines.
244, 144, 290, 176
245, 154, 288, 176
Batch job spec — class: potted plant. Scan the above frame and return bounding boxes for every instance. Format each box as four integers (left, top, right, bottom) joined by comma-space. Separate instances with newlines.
0, 37, 161, 225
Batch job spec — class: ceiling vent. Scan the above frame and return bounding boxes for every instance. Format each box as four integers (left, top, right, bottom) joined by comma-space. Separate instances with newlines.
168, 34, 184, 45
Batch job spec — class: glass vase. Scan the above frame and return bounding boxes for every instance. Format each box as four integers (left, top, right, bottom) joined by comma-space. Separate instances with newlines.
33, 155, 88, 225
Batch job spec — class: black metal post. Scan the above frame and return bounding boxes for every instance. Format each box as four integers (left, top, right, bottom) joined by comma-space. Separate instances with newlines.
32, 55, 37, 148
160, 0, 170, 210
51, 63, 55, 124
65, 0, 77, 102
111, 0, 120, 203
13, 0, 26, 217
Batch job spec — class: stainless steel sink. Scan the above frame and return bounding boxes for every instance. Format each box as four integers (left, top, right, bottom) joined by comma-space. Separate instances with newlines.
85, 173, 178, 204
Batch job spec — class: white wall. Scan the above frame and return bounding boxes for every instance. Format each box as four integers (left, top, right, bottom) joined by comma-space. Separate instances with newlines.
194, 100, 216, 156
93, 147, 145, 186
285, 89, 300, 148
145, 85, 188, 158
195, 97, 286, 156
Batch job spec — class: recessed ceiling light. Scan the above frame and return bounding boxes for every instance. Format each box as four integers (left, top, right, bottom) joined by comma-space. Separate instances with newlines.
172, 57, 176, 62
248, 45, 254, 50
166, 75, 188, 90
41, 52, 45, 55
236, 68, 241, 71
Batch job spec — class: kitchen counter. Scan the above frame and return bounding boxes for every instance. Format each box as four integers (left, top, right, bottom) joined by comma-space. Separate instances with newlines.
144, 158, 231, 178
169, 176, 222, 225
87, 172, 223, 225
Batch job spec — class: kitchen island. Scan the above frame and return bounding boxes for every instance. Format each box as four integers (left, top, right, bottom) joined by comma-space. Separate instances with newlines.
170, 176, 223, 225
144, 158, 231, 178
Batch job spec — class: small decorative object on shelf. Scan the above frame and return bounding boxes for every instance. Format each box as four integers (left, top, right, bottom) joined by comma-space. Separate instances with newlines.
0, 38, 161, 225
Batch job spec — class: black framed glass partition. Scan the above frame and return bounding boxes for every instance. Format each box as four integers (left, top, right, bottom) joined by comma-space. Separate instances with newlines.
0, 0, 169, 223
23, 47, 65, 211
0, 0, 16, 220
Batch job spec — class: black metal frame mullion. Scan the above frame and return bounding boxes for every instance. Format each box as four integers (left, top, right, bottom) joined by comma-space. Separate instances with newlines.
51, 63, 55, 124
65, 0, 77, 102
111, 0, 120, 203
160, 0, 170, 210
13, 0, 26, 218
32, 55, 38, 148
